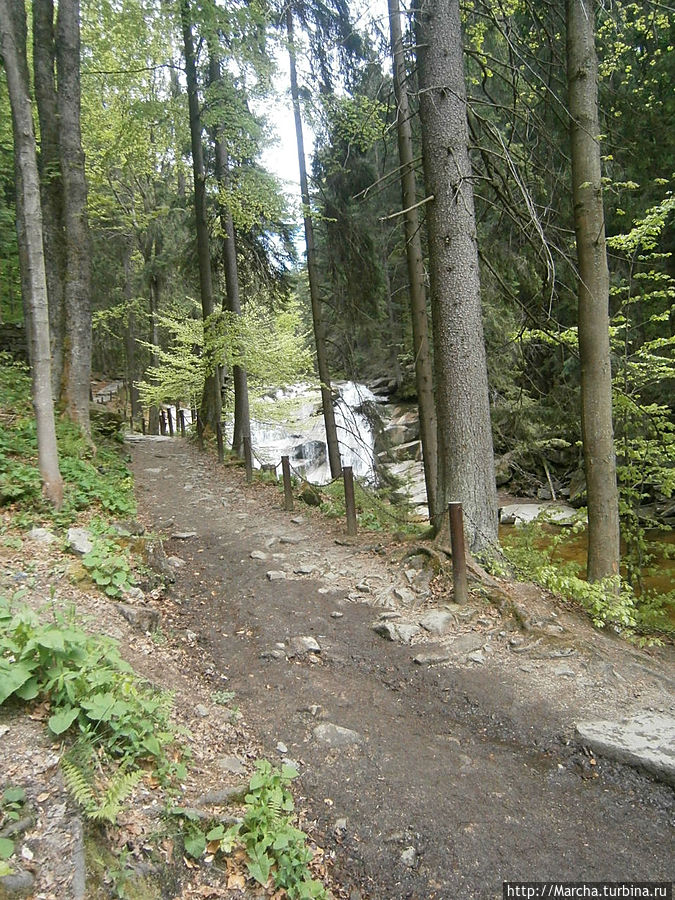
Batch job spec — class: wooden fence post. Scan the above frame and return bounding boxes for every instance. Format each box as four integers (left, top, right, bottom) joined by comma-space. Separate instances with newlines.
160, 410, 167, 435
167, 408, 174, 437
243, 435, 253, 483
281, 456, 294, 511
178, 409, 186, 437
448, 502, 469, 604
343, 466, 357, 536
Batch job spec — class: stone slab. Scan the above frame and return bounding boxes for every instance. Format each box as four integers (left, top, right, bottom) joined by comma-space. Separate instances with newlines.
575, 713, 675, 786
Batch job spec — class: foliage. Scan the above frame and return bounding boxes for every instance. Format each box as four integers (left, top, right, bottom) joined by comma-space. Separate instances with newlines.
0, 785, 26, 876
136, 298, 312, 410
199, 761, 327, 898
0, 596, 184, 821
82, 536, 136, 598
0, 357, 136, 523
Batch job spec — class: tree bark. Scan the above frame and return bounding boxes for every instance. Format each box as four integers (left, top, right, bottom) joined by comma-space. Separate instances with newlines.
123, 242, 138, 421
415, 0, 498, 552
388, 0, 438, 523
0, 0, 63, 507
180, 0, 221, 435
286, 6, 342, 479
566, 0, 620, 581
208, 50, 251, 458
56, 0, 91, 434
32, 0, 66, 399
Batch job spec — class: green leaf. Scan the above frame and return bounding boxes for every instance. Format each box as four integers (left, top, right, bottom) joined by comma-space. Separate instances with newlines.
0, 661, 36, 705
3, 787, 26, 805
246, 843, 272, 885
142, 735, 161, 757
15, 677, 39, 700
0, 838, 15, 860
48, 706, 80, 735
183, 831, 206, 858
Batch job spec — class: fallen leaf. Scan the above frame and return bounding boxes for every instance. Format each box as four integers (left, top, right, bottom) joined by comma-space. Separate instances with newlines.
227, 872, 246, 889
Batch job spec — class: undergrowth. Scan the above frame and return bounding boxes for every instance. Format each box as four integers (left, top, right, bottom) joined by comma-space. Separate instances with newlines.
177, 760, 327, 899
0, 595, 186, 823
0, 355, 135, 525
502, 520, 674, 638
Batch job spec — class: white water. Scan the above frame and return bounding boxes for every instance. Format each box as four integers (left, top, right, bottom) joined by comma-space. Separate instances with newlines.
244, 381, 380, 484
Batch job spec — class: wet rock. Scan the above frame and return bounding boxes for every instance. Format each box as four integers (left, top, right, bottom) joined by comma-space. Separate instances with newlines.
266, 570, 287, 581
113, 602, 159, 634
575, 713, 675, 786
28, 527, 55, 545
372, 621, 421, 644
418, 610, 454, 635
67, 527, 93, 556
313, 723, 363, 748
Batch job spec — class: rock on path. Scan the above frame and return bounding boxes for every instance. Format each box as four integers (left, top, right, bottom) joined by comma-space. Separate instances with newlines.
576, 713, 675, 786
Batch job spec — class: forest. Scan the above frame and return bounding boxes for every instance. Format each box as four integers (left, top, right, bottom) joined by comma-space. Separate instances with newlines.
0, 0, 673, 633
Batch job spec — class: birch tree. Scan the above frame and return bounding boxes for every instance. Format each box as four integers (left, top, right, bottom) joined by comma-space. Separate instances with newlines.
0, 0, 63, 507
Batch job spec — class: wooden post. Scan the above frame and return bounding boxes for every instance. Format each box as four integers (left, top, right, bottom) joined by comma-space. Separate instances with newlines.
196, 413, 204, 450
160, 410, 167, 435
141, 416, 146, 435
448, 502, 469, 604
179, 409, 186, 437
243, 435, 253, 483
216, 420, 224, 462
343, 466, 357, 536
167, 407, 174, 437
281, 456, 294, 511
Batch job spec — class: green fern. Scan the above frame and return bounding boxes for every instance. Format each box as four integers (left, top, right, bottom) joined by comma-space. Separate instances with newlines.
61, 741, 142, 823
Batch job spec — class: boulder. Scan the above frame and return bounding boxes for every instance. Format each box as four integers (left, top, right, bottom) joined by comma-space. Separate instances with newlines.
67, 527, 93, 556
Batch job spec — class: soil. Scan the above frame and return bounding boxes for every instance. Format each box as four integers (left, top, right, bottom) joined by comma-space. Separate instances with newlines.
1, 432, 673, 899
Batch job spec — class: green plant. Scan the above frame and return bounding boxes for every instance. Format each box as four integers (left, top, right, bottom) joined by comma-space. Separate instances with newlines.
187, 761, 327, 898
82, 537, 135, 598
0, 785, 26, 875
211, 689, 236, 706
0, 597, 184, 821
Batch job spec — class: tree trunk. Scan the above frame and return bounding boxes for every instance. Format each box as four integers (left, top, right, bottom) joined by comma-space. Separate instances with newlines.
566, 0, 620, 581
1, 0, 63, 507
56, 0, 91, 434
415, 0, 498, 553
286, 6, 341, 479
208, 50, 251, 458
123, 242, 138, 421
180, 0, 221, 435
388, 0, 438, 523
32, 0, 66, 400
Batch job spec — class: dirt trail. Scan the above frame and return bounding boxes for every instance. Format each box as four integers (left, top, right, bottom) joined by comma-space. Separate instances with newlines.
129, 435, 674, 900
